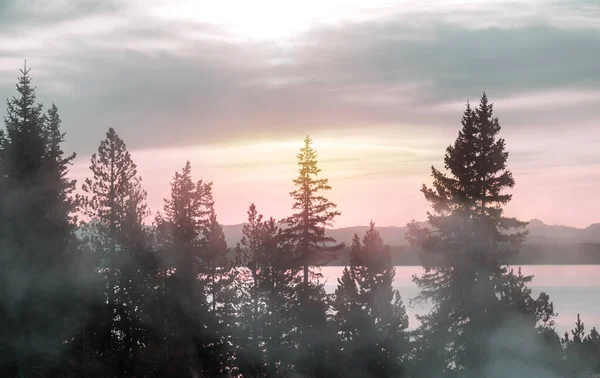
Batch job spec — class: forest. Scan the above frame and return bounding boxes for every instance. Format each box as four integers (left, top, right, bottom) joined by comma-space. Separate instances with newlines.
1, 66, 599, 378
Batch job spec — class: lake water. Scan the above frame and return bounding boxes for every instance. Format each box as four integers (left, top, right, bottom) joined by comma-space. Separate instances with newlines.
320, 265, 600, 336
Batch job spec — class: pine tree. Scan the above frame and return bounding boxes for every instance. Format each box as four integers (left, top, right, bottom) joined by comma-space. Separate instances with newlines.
0, 65, 80, 376
156, 161, 213, 276
154, 161, 222, 376
259, 218, 299, 377
405, 93, 554, 377
80, 127, 155, 375
584, 327, 600, 374
332, 222, 410, 377
202, 205, 236, 375
281, 135, 344, 288
235, 204, 266, 377
41, 104, 78, 246
280, 135, 344, 377
562, 314, 588, 377
39, 103, 91, 374
560, 314, 600, 377
235, 204, 299, 377
118, 183, 159, 375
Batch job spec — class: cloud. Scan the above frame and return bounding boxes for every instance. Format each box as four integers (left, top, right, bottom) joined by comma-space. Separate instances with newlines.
298, 21, 600, 103
0, 0, 598, 159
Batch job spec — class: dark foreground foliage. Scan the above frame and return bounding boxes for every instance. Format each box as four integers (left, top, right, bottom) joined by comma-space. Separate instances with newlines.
0, 67, 598, 378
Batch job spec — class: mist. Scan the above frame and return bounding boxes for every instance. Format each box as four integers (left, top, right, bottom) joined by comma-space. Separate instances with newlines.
2, 66, 599, 378
1, 1, 600, 376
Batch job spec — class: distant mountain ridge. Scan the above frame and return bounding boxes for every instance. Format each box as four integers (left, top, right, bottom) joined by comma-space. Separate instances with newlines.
76, 220, 600, 265
221, 219, 600, 248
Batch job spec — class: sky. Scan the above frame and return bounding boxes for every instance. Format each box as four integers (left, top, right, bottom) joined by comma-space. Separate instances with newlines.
0, 0, 599, 228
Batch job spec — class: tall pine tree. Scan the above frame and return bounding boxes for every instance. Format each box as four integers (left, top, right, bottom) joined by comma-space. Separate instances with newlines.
154, 161, 224, 376
281, 135, 344, 377
0, 65, 80, 376
281, 135, 344, 288
80, 127, 155, 376
406, 93, 555, 377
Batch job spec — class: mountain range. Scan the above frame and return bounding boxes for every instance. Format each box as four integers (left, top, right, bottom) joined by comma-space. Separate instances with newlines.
76, 219, 600, 265
221, 219, 600, 248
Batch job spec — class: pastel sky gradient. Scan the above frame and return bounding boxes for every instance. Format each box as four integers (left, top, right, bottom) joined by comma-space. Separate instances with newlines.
1, 0, 599, 228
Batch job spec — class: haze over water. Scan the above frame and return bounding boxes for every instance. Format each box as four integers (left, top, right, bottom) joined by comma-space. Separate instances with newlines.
322, 265, 600, 335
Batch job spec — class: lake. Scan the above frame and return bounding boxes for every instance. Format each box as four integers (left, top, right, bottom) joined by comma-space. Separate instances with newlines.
320, 265, 600, 336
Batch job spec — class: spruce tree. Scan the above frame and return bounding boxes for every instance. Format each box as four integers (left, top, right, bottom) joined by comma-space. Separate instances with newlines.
154, 161, 223, 376
281, 135, 344, 288
406, 93, 555, 377
332, 222, 410, 378
41, 104, 78, 247
235, 204, 267, 378
235, 204, 299, 377
40, 103, 90, 374
156, 161, 213, 276
0, 65, 79, 376
561, 314, 600, 377
281, 135, 344, 377
80, 127, 155, 375
259, 218, 299, 377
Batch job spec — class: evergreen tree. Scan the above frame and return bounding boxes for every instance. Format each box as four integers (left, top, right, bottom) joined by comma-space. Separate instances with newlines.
405, 93, 555, 377
562, 314, 600, 377
259, 218, 300, 377
280, 135, 344, 377
235, 204, 299, 377
0, 65, 80, 376
332, 222, 410, 377
202, 205, 236, 374
154, 161, 223, 376
80, 127, 156, 375
40, 103, 94, 375
235, 204, 267, 377
562, 314, 588, 377
118, 184, 159, 376
41, 103, 78, 248
281, 135, 344, 288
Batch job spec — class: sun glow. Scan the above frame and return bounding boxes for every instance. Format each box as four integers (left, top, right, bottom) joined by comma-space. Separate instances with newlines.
135, 0, 549, 42
145, 0, 406, 41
